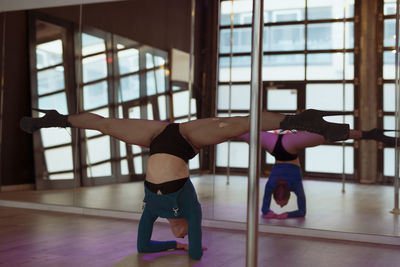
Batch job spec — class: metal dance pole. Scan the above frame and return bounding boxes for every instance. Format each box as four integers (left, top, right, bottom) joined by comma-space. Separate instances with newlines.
188, 0, 196, 122
0, 13, 6, 192
341, 0, 347, 193
246, 0, 263, 266
392, 0, 400, 215
226, 0, 235, 185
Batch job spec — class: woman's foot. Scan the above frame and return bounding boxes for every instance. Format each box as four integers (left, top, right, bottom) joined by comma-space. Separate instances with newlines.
20, 109, 70, 134
280, 109, 350, 142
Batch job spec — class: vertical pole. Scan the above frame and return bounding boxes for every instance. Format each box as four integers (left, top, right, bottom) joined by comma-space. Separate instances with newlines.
74, 2, 84, 199
0, 14, 6, 192
226, 0, 235, 185
188, 0, 196, 122
246, 0, 263, 266
342, 0, 347, 193
392, 0, 400, 214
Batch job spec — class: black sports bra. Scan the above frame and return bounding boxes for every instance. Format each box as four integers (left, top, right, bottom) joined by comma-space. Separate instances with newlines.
271, 134, 298, 161
149, 123, 196, 162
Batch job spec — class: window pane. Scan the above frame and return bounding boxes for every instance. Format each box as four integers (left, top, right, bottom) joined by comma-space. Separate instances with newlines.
134, 156, 143, 174
146, 53, 165, 69
307, 0, 354, 19
38, 92, 68, 114
83, 81, 108, 110
49, 172, 74, 180
173, 91, 197, 117
219, 56, 251, 82
146, 69, 166, 95
146, 71, 156, 96
383, 84, 395, 112
216, 142, 249, 168
87, 136, 111, 163
219, 27, 252, 53
118, 48, 139, 75
384, 19, 396, 47
129, 106, 141, 119
189, 154, 200, 170
132, 145, 142, 154
220, 0, 253, 26
117, 142, 126, 159
383, 148, 400, 176
121, 159, 129, 175
384, 116, 396, 133
262, 54, 305, 81
87, 163, 112, 177
37, 67, 65, 95
40, 128, 72, 147
82, 54, 107, 83
266, 151, 275, 164
384, 0, 397, 15
264, 25, 305, 51
306, 53, 354, 80
267, 89, 297, 110
305, 145, 353, 174
264, 1, 305, 23
383, 50, 396, 79
218, 85, 250, 110
147, 103, 154, 120
119, 75, 140, 102
82, 33, 105, 56
36, 39, 63, 69
306, 84, 354, 111
44, 146, 73, 172
307, 22, 353, 50
158, 95, 167, 121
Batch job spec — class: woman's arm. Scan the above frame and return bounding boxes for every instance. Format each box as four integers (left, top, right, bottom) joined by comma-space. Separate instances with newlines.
187, 202, 203, 260
261, 181, 275, 215
137, 207, 177, 253
286, 182, 306, 218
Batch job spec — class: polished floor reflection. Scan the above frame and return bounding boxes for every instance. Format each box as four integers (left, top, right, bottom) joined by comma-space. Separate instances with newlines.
0, 174, 399, 238
1, 206, 399, 267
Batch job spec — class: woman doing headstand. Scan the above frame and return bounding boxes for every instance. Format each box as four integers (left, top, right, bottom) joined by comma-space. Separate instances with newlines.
240, 128, 397, 219
20, 108, 349, 260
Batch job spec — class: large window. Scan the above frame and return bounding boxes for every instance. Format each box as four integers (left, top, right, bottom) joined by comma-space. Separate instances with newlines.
29, 13, 198, 189
217, 0, 357, 178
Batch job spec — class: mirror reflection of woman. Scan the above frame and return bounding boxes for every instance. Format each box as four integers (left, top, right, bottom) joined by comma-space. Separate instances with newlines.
20, 108, 349, 260
240, 128, 396, 220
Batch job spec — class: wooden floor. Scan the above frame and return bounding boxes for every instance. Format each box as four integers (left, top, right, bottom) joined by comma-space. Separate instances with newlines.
0, 174, 399, 238
1, 206, 400, 267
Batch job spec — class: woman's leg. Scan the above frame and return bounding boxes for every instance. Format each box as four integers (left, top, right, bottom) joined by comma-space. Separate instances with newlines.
68, 113, 167, 147
180, 111, 284, 149
283, 129, 362, 154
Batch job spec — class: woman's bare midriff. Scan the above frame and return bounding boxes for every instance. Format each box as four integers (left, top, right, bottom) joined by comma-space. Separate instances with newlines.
146, 153, 189, 184
275, 157, 301, 167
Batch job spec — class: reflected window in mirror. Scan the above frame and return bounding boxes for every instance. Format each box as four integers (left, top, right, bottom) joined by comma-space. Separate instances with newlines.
33, 19, 74, 185
217, 0, 356, 179
29, 13, 173, 189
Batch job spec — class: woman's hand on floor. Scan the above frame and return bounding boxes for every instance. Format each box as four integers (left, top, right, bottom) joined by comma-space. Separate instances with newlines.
276, 212, 288, 219
176, 242, 207, 251
262, 211, 277, 219
176, 242, 188, 251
